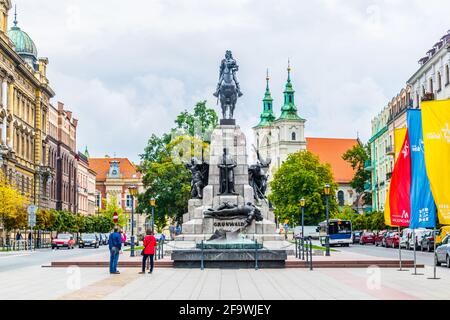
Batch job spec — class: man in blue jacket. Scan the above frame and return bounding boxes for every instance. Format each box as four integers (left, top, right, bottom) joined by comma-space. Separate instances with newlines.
108, 226, 122, 274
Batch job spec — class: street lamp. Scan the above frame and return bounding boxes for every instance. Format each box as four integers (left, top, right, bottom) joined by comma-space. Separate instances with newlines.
324, 183, 331, 256
149, 197, 156, 234
128, 185, 138, 257
299, 198, 306, 239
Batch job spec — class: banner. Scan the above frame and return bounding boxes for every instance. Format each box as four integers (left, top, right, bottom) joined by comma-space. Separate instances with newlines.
422, 100, 450, 225
388, 130, 411, 227
394, 128, 407, 160
407, 109, 436, 229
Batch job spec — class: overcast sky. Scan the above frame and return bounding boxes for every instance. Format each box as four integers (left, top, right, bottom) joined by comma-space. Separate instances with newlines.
14, 0, 450, 162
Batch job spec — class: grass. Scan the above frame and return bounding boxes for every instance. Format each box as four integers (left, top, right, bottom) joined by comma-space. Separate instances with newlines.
123, 246, 144, 251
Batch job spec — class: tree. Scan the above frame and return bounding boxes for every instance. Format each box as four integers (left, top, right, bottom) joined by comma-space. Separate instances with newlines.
0, 171, 29, 241
139, 102, 218, 227
342, 144, 372, 206
99, 194, 126, 227
268, 151, 339, 226
52, 210, 78, 233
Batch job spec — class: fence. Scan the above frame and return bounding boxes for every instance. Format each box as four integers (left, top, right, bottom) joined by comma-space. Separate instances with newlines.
295, 236, 313, 270
0, 230, 54, 251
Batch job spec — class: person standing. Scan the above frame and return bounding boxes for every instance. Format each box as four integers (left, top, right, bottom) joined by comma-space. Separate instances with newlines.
108, 227, 122, 274
139, 229, 157, 274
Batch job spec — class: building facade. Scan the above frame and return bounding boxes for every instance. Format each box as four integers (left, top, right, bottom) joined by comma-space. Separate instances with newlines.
0, 1, 55, 212
408, 30, 450, 107
89, 157, 145, 235
77, 152, 89, 216
253, 65, 360, 209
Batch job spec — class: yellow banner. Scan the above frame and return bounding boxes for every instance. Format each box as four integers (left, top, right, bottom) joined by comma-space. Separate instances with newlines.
394, 128, 407, 160
422, 99, 450, 225
384, 185, 392, 226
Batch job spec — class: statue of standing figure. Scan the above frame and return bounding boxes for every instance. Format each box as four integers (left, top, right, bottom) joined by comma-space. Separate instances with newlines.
218, 148, 237, 195
184, 157, 209, 199
213, 50, 243, 120
248, 146, 272, 199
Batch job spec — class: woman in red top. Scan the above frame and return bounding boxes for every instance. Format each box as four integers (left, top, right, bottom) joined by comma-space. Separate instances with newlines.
140, 229, 157, 274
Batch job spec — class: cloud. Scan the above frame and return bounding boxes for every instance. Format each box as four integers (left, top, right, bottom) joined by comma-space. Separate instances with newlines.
13, 0, 450, 161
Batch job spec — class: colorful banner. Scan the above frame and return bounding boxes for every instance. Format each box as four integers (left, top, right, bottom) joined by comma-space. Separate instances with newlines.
407, 109, 436, 229
384, 185, 392, 226
388, 130, 411, 227
394, 128, 407, 160
422, 100, 450, 225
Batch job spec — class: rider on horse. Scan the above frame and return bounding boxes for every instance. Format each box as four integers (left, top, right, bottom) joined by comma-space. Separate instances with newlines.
213, 50, 243, 98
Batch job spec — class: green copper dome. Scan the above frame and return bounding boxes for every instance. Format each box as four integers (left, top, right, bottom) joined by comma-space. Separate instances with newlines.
278, 62, 303, 121
256, 70, 276, 127
8, 16, 38, 62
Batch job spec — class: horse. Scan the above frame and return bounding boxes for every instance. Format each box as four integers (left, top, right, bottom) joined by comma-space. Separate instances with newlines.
218, 65, 238, 119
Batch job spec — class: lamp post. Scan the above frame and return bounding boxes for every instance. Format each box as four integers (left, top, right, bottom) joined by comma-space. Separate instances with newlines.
324, 183, 331, 257
299, 198, 306, 239
128, 185, 138, 257
150, 197, 156, 233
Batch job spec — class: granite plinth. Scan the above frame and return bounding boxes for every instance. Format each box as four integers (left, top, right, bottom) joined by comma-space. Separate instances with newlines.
171, 249, 287, 268
195, 241, 263, 250
220, 119, 236, 125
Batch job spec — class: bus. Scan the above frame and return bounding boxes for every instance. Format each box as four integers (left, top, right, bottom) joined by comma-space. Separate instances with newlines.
319, 219, 352, 247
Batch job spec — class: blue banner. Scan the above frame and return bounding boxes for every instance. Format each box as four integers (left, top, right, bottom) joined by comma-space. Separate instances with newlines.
407, 109, 436, 229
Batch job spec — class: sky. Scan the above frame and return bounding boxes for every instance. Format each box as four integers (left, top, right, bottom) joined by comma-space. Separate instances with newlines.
13, 0, 450, 162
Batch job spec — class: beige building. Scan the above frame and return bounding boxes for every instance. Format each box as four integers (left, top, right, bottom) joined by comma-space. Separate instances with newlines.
0, 0, 55, 210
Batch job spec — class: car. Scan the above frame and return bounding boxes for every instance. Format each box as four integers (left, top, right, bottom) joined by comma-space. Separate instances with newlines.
79, 233, 99, 248
399, 229, 412, 249
102, 233, 109, 245
436, 226, 450, 246
385, 232, 400, 248
155, 233, 166, 242
352, 231, 362, 244
435, 235, 450, 268
359, 232, 375, 245
374, 230, 388, 246
52, 234, 75, 249
124, 234, 140, 246
420, 230, 435, 252
407, 229, 428, 250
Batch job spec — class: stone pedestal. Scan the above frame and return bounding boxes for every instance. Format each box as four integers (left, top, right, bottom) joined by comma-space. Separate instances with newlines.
176, 124, 282, 243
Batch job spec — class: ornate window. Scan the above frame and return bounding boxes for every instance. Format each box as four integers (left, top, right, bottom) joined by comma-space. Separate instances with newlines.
438, 72, 442, 92
446, 65, 450, 86
292, 132, 296, 141
337, 191, 345, 207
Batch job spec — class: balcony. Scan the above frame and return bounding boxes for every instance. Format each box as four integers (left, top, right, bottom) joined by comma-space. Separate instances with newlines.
364, 160, 373, 171
364, 182, 372, 192
386, 145, 394, 155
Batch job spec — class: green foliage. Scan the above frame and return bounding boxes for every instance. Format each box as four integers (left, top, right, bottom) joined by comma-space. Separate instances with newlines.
53, 210, 78, 233
268, 151, 339, 226
332, 210, 387, 231
342, 144, 372, 204
99, 194, 126, 227
139, 101, 218, 227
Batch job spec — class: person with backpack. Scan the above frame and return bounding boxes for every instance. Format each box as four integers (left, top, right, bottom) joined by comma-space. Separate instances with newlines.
139, 229, 157, 274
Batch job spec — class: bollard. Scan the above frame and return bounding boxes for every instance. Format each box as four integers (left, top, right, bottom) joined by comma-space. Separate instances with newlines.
309, 238, 313, 271
200, 240, 204, 270
295, 237, 298, 258
255, 240, 259, 270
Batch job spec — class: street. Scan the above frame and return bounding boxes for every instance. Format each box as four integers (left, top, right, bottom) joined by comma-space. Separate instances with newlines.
337, 244, 434, 267
0, 246, 110, 273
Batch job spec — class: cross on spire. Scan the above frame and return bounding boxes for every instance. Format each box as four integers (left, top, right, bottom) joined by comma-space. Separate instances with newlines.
14, 4, 18, 27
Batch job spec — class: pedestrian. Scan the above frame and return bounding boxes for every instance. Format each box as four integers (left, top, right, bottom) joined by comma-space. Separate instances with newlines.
169, 225, 175, 240
28, 232, 32, 248
139, 229, 157, 274
121, 231, 127, 244
16, 232, 22, 241
108, 227, 122, 274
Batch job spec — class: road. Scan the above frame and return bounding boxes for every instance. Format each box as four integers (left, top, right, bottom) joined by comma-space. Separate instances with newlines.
0, 245, 110, 273
337, 243, 434, 266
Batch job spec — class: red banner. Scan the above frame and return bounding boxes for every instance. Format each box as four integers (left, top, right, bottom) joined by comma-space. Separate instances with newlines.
389, 130, 411, 227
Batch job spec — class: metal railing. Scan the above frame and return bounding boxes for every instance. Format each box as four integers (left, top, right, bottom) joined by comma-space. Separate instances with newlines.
295, 236, 313, 270
154, 239, 165, 261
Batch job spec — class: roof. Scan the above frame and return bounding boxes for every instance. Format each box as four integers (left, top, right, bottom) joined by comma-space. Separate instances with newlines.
8, 25, 37, 58
88, 158, 141, 181
306, 137, 359, 184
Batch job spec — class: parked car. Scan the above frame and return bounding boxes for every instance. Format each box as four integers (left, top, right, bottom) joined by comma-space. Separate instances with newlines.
435, 235, 450, 268
79, 233, 99, 248
420, 230, 435, 252
359, 232, 375, 245
374, 230, 388, 246
102, 233, 109, 245
124, 234, 141, 246
155, 233, 166, 242
385, 232, 400, 248
352, 231, 362, 244
52, 233, 75, 250
407, 229, 428, 250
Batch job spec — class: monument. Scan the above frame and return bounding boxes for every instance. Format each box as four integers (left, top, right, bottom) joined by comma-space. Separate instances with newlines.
172, 51, 286, 268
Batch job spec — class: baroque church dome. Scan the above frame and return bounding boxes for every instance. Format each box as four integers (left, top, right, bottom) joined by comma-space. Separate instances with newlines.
7, 13, 38, 69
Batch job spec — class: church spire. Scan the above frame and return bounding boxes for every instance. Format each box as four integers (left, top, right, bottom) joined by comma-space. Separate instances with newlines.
13, 5, 18, 27
279, 60, 301, 120
256, 69, 276, 127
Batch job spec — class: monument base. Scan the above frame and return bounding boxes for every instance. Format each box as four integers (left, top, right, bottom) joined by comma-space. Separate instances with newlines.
220, 119, 236, 126
171, 248, 287, 269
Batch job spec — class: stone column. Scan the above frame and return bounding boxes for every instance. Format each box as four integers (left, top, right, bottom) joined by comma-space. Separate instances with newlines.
7, 83, 13, 148
1, 80, 6, 145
